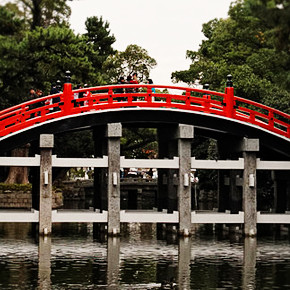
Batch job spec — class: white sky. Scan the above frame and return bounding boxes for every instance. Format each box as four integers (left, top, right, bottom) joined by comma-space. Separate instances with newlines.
69, 0, 234, 86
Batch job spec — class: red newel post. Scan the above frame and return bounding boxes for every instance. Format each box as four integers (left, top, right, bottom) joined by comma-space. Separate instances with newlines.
224, 74, 235, 118
63, 71, 73, 115
203, 84, 210, 113
108, 88, 113, 104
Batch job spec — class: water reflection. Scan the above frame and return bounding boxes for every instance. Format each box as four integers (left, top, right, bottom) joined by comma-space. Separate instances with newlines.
242, 237, 256, 290
38, 236, 51, 290
0, 223, 290, 288
107, 237, 120, 289
178, 237, 190, 289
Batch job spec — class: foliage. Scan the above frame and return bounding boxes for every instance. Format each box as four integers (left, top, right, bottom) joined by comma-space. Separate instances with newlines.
0, 3, 117, 109
121, 128, 158, 159
172, 0, 290, 113
8, 0, 71, 29
84, 16, 116, 72
104, 44, 157, 83
54, 130, 94, 158
0, 182, 32, 191
0, 25, 99, 109
0, 5, 24, 36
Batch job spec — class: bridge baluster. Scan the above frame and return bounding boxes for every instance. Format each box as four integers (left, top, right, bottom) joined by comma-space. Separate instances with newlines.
203, 85, 210, 113
185, 90, 191, 107
63, 83, 73, 114
224, 75, 235, 118
20, 105, 28, 123
147, 88, 152, 103
268, 110, 274, 130
108, 89, 113, 104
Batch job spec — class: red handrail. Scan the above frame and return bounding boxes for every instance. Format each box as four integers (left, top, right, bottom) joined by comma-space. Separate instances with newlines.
0, 84, 289, 139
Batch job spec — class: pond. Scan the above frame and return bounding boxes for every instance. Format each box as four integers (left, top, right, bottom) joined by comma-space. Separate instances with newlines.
0, 223, 290, 289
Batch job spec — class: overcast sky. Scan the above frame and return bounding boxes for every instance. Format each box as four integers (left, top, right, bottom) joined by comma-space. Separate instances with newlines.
69, 0, 234, 86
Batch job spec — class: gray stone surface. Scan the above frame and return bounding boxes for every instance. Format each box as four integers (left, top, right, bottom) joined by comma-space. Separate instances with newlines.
243, 149, 257, 237
106, 123, 122, 138
241, 138, 259, 152
39, 134, 54, 148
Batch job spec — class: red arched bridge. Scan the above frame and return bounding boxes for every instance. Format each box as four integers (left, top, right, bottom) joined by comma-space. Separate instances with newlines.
0, 79, 289, 155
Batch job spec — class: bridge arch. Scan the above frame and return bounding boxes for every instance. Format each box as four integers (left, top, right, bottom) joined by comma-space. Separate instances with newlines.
0, 107, 289, 158
0, 79, 289, 157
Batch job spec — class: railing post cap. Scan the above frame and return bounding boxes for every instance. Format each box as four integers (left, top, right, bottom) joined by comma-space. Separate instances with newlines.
65, 71, 71, 83
40, 134, 54, 148
226, 74, 233, 87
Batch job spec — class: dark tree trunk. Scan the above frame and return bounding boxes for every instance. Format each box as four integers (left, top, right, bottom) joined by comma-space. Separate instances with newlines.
5, 144, 30, 184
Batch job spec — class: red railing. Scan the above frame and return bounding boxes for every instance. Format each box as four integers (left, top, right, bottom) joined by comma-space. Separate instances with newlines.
0, 83, 289, 139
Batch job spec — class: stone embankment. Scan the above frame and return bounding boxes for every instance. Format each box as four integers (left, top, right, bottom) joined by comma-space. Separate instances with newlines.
0, 184, 63, 209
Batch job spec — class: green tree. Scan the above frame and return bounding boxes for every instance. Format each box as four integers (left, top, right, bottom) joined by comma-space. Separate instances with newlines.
84, 16, 116, 72
0, 25, 97, 109
121, 128, 157, 159
0, 5, 24, 36
8, 0, 71, 29
104, 44, 157, 83
172, 0, 290, 113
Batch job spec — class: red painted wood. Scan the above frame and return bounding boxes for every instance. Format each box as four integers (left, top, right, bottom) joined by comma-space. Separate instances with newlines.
0, 84, 289, 139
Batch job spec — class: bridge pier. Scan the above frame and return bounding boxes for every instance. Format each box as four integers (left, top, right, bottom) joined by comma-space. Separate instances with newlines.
39, 134, 54, 235
177, 124, 194, 236
93, 123, 122, 236
107, 123, 122, 236
242, 138, 259, 237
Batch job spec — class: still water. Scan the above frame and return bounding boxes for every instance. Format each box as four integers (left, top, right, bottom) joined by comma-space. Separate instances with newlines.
0, 223, 290, 289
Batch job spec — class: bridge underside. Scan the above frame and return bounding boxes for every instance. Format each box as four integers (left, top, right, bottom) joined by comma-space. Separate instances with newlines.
1, 108, 289, 158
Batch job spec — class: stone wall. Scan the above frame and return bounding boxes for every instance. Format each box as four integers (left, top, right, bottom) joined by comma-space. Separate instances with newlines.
0, 189, 63, 209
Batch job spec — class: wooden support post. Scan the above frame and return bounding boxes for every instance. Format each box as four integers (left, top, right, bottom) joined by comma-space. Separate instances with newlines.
39, 134, 53, 235
177, 124, 194, 236
107, 123, 122, 236
242, 138, 259, 237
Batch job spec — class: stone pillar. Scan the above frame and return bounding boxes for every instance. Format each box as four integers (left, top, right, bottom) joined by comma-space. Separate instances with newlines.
107, 123, 122, 235
177, 124, 194, 236
39, 134, 53, 235
242, 138, 259, 237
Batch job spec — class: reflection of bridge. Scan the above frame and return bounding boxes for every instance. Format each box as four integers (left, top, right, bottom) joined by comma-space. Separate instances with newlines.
0, 74, 290, 237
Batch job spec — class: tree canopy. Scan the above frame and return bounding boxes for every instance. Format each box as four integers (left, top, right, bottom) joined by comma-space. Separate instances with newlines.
172, 0, 290, 113
104, 44, 157, 83
0, 2, 118, 109
6, 0, 71, 29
